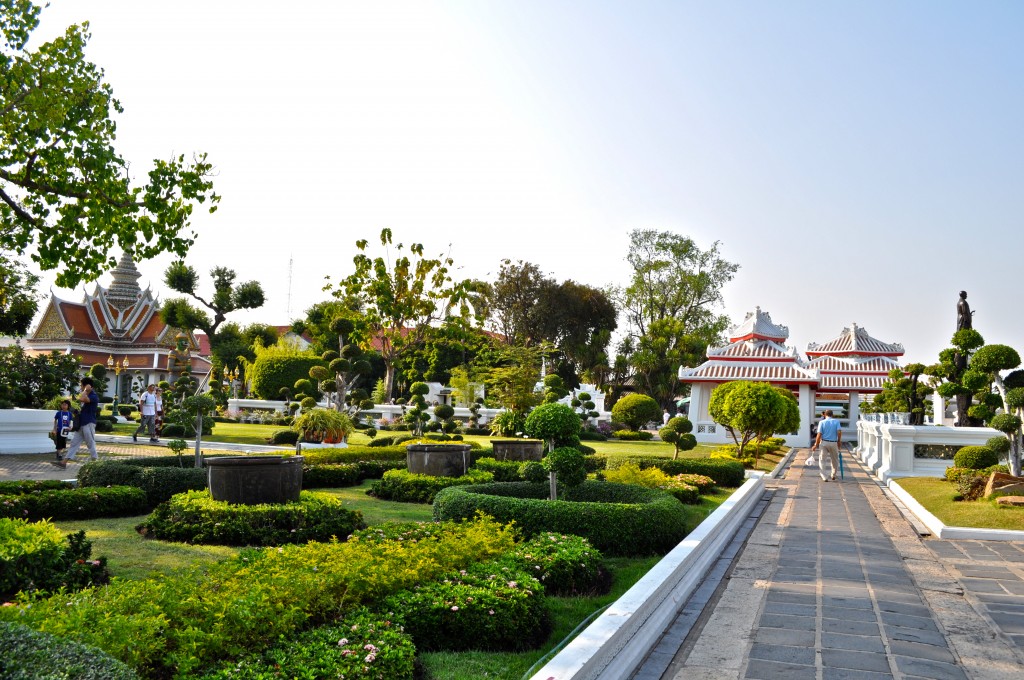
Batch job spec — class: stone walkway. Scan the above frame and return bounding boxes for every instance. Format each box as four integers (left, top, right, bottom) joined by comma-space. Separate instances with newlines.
637, 451, 1024, 680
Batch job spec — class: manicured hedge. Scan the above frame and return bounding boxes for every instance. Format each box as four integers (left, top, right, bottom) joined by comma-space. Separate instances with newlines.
473, 457, 524, 482
0, 480, 72, 495
434, 481, 692, 556
301, 460, 409, 488
369, 469, 494, 504
299, 446, 408, 465
0, 622, 139, 680
78, 461, 207, 507
1, 519, 109, 599
136, 491, 366, 546
603, 455, 745, 487
0, 486, 148, 521
383, 562, 551, 652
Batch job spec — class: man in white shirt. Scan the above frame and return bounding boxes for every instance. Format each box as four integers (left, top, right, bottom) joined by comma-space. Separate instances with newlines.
134, 383, 159, 444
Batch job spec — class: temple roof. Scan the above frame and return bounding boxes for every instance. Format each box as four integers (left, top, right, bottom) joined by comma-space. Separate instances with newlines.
808, 355, 900, 374
679, 360, 818, 384
727, 307, 789, 343
707, 338, 799, 362
806, 323, 904, 357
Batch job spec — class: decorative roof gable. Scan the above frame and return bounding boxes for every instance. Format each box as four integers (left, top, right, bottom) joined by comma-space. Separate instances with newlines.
706, 339, 799, 362
727, 307, 789, 343
806, 323, 904, 357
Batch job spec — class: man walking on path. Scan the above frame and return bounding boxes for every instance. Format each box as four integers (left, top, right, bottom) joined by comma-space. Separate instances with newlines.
51, 377, 99, 468
134, 383, 159, 444
811, 408, 841, 481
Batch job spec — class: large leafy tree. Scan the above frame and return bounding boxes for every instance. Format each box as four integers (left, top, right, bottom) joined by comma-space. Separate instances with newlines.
614, 230, 738, 409
328, 228, 474, 401
396, 320, 501, 393
160, 262, 266, 356
0, 2, 218, 289
0, 345, 78, 408
0, 251, 38, 335
709, 381, 792, 458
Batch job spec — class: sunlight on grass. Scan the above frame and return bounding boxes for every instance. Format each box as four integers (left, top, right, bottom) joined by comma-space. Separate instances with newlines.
895, 477, 1024, 531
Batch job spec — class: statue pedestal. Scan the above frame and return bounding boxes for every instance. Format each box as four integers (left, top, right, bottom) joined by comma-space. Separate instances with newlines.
0, 409, 56, 455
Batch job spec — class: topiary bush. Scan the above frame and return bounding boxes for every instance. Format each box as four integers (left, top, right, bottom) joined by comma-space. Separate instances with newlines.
78, 461, 207, 507
610, 393, 662, 431
368, 469, 494, 504
986, 436, 1012, 457
136, 491, 366, 546
612, 429, 654, 441
543, 446, 587, 489
0, 622, 140, 680
250, 355, 325, 400
473, 457, 524, 482
301, 463, 362, 489
519, 461, 548, 483
197, 608, 415, 680
0, 486, 148, 521
953, 445, 999, 470
381, 562, 551, 653
434, 481, 693, 556
524, 402, 581, 451
602, 455, 745, 487
1, 519, 110, 599
269, 429, 299, 445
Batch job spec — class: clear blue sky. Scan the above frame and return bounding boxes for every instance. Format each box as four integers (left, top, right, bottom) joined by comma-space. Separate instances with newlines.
32, 1, 1024, 365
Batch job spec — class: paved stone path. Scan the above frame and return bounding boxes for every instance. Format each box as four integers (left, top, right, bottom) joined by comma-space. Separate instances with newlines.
640, 451, 1024, 680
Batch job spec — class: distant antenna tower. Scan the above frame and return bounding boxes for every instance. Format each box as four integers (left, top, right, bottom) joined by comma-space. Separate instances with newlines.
286, 254, 293, 317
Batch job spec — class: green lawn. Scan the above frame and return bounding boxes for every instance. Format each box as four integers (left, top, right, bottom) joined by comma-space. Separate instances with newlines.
895, 477, 1024, 531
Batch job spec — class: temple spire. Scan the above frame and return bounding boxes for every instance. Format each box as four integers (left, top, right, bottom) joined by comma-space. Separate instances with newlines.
105, 252, 143, 313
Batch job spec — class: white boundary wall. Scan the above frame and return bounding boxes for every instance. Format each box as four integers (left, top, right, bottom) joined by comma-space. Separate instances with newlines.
529, 473, 766, 680
855, 419, 999, 482
0, 409, 55, 454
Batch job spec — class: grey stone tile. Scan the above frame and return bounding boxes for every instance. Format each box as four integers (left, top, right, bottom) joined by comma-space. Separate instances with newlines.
822, 595, 873, 610
821, 605, 877, 622
821, 648, 891, 673
893, 656, 967, 680
988, 611, 1024, 634
1000, 580, 1024, 595
749, 643, 816, 665
822, 617, 880, 636
885, 625, 948, 647
875, 600, 931, 618
754, 626, 815, 647
759, 613, 816, 631
744, 659, 817, 679
956, 566, 1014, 578
766, 590, 816, 606
822, 667, 892, 679
879, 611, 939, 631
764, 601, 816, 617
888, 638, 955, 662
821, 631, 886, 653
960, 577, 1011, 593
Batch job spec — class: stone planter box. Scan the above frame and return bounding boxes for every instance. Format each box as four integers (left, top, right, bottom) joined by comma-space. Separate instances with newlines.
0, 408, 56, 455
407, 444, 472, 477
490, 439, 544, 462
206, 455, 304, 505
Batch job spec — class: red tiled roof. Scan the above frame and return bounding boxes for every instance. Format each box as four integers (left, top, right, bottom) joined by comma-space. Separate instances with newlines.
681, 361, 818, 384
806, 323, 904, 357
707, 339, 798, 362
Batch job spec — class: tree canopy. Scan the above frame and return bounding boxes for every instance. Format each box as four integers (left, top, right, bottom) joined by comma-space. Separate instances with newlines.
709, 381, 795, 456
0, 2, 218, 288
614, 229, 738, 409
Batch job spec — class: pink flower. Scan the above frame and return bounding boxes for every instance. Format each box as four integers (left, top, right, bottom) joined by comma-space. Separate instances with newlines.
338, 638, 349, 646
489, 609, 495, 615
365, 653, 376, 663
451, 605, 459, 611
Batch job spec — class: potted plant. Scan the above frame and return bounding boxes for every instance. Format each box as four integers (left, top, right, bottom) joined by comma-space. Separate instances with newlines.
293, 407, 352, 444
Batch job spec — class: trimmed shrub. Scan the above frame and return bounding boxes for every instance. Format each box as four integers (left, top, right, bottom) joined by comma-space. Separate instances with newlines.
136, 491, 366, 546
0, 622, 139, 680
473, 457, 524, 482
197, 608, 415, 680
299, 446, 407, 465
161, 423, 185, 437
368, 435, 396, 447
519, 461, 547, 483
603, 462, 701, 504
543, 446, 587, 488
953, 446, 998, 470
582, 455, 607, 472
602, 456, 744, 487
0, 480, 72, 495
250, 355, 324, 400
269, 429, 299, 445
501, 532, 609, 596
578, 430, 608, 441
0, 486, 148, 521
434, 481, 692, 556
382, 562, 551, 652
610, 393, 661, 431
1, 519, 110, 599
369, 469, 494, 504
524, 403, 582, 449
986, 436, 1012, 457
613, 429, 654, 441
78, 461, 207, 507
955, 471, 987, 501
0, 517, 515, 677
301, 463, 362, 488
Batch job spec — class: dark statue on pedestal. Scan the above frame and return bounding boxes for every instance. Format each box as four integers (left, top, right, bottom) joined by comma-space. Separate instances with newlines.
956, 291, 973, 331
954, 291, 973, 427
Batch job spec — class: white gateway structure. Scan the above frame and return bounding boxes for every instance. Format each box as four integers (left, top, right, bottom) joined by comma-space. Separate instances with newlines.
678, 308, 904, 447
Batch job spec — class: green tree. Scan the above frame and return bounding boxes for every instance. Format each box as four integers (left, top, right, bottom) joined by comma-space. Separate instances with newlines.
610, 393, 662, 431
867, 364, 933, 425
482, 344, 546, 413
614, 230, 738, 409
928, 329, 986, 427
0, 252, 38, 335
0, 2, 218, 289
524, 402, 581, 454
160, 263, 266, 343
658, 416, 697, 460
0, 346, 78, 408
709, 381, 792, 458
328, 229, 474, 401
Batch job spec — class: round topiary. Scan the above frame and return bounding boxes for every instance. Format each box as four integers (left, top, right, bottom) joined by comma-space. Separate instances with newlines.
986, 436, 1012, 456
524, 402, 581, 450
269, 429, 299, 446
953, 445, 999, 470
543, 446, 587, 487
610, 393, 662, 431
519, 461, 547, 483
989, 413, 1022, 435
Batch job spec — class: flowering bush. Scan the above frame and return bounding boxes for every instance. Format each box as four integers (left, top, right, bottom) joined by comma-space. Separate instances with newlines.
0, 519, 109, 599
382, 562, 551, 652
198, 608, 415, 680
501, 533, 609, 596
604, 462, 701, 503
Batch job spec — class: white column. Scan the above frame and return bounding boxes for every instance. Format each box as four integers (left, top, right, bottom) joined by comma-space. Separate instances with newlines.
848, 391, 860, 432
798, 384, 814, 445
933, 394, 945, 425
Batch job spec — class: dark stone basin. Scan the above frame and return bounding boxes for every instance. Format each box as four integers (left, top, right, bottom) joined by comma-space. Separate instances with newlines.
407, 444, 472, 477
206, 455, 304, 505
490, 439, 544, 461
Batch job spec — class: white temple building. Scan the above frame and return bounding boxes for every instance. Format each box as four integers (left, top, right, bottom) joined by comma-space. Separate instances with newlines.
678, 308, 905, 446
